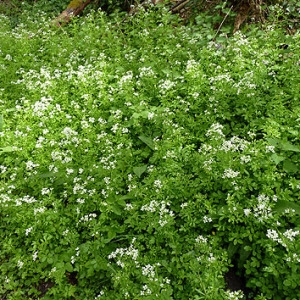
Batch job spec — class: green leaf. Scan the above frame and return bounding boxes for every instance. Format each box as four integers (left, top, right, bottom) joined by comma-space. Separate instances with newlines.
87, 267, 95, 277
270, 153, 285, 165
283, 160, 298, 173
227, 243, 239, 258
283, 279, 291, 287
266, 138, 281, 147
65, 262, 73, 272
281, 141, 300, 152
0, 115, 3, 131
111, 205, 121, 216
107, 230, 116, 240
273, 200, 300, 215
0, 146, 15, 154
132, 112, 140, 119
133, 165, 147, 178
38, 172, 55, 178
47, 257, 54, 264
138, 135, 154, 150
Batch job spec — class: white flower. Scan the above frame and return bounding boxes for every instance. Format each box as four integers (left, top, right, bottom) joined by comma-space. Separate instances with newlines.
94, 291, 104, 299
154, 180, 162, 189
125, 203, 134, 210
122, 127, 129, 134
111, 123, 119, 133
158, 219, 168, 227
225, 290, 244, 299
26, 161, 39, 171
266, 145, 275, 153
34, 207, 46, 215
66, 168, 74, 175
283, 229, 299, 241
206, 123, 225, 138
62, 229, 69, 236
25, 227, 33, 236
142, 264, 155, 278
17, 260, 24, 269
244, 208, 251, 216
222, 168, 240, 179
195, 235, 207, 243
41, 188, 52, 195
32, 251, 38, 261
148, 112, 155, 120
203, 216, 212, 223
159, 79, 176, 92
208, 253, 216, 262
266, 229, 279, 241
180, 202, 188, 209
62, 127, 78, 138
240, 155, 251, 163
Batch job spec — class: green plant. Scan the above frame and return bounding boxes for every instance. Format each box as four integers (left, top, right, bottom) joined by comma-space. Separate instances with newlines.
0, 4, 300, 299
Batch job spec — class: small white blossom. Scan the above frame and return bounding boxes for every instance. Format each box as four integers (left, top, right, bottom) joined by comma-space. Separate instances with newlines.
125, 203, 134, 210
94, 291, 104, 299
32, 251, 38, 261
62, 229, 69, 236
34, 207, 46, 215
244, 208, 251, 216
41, 188, 52, 195
25, 227, 33, 236
142, 264, 155, 278
283, 229, 299, 241
26, 161, 39, 171
266, 229, 279, 241
17, 260, 24, 269
266, 145, 275, 153
206, 123, 225, 138
180, 202, 188, 209
222, 168, 240, 179
154, 180, 162, 189
195, 235, 208, 243
203, 216, 212, 223
148, 112, 155, 120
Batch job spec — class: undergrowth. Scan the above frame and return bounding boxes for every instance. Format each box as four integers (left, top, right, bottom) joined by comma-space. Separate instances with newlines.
0, 5, 300, 300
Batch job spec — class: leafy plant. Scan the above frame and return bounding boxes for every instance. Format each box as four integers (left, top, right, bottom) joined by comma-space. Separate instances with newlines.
0, 4, 300, 300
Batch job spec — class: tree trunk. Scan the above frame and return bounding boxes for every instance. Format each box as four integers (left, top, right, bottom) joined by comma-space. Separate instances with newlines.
53, 0, 93, 26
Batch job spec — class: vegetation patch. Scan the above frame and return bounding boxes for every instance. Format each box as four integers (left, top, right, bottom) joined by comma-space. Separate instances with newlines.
0, 4, 300, 299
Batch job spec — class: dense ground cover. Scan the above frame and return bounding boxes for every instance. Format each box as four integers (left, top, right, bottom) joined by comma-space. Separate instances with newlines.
0, 5, 300, 300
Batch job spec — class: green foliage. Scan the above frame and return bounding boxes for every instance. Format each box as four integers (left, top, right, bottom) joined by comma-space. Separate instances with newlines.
0, 4, 300, 300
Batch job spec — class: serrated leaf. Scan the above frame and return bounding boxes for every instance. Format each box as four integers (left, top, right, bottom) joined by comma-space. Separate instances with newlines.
283, 160, 298, 173
138, 135, 154, 150
266, 138, 281, 147
273, 200, 300, 215
133, 165, 147, 178
281, 141, 300, 152
270, 153, 285, 165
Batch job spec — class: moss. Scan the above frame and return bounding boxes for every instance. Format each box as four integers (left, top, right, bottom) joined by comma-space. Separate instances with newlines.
67, 0, 88, 10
